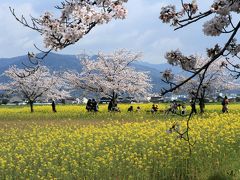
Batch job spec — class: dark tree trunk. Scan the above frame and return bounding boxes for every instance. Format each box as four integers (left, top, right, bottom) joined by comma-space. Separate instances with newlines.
109, 91, 120, 112
29, 101, 34, 113
199, 88, 206, 114
112, 91, 118, 107
199, 98, 205, 114
190, 101, 197, 114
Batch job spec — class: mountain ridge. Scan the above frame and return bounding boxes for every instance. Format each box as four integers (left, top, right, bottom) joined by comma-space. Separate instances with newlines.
0, 52, 182, 93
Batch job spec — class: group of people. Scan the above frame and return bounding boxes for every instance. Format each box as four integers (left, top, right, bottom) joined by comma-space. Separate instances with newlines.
165, 101, 186, 115
190, 96, 229, 114
84, 96, 230, 114
86, 99, 98, 112
189, 98, 205, 114
151, 104, 159, 113
127, 106, 141, 112
108, 99, 121, 112
50, 94, 230, 115
151, 96, 229, 115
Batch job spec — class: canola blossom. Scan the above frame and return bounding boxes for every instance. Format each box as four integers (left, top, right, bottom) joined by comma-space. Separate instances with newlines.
0, 104, 239, 179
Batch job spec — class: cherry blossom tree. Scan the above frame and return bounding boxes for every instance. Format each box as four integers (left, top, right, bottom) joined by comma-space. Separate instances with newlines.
64, 49, 152, 105
163, 55, 239, 113
10, 0, 128, 64
159, 0, 240, 95
1, 66, 69, 112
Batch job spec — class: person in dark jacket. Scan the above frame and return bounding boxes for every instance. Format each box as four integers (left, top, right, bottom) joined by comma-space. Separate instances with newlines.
222, 96, 229, 113
52, 100, 57, 113
127, 106, 133, 112
108, 99, 114, 112
92, 99, 98, 112
86, 99, 92, 112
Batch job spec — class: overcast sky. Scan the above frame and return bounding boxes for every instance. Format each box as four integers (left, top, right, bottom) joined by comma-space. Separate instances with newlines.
0, 0, 229, 64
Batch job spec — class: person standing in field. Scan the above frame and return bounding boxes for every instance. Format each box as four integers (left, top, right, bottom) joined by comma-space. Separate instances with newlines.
181, 104, 186, 115
127, 106, 133, 112
222, 96, 229, 113
151, 104, 158, 113
92, 99, 98, 112
171, 100, 178, 114
52, 100, 57, 113
136, 106, 141, 112
86, 99, 92, 112
108, 99, 113, 112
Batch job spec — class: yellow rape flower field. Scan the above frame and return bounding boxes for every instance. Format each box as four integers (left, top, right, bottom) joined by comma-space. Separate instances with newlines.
0, 103, 239, 179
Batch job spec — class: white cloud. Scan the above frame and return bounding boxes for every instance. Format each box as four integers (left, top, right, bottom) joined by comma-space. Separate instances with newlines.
151, 38, 182, 50
0, 2, 42, 57
147, 37, 183, 63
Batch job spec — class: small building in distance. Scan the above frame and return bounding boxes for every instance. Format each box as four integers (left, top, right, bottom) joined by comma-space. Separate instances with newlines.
150, 96, 164, 103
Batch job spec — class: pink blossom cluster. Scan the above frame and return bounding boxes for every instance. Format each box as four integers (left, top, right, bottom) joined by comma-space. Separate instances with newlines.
159, 0, 239, 36
159, 1, 198, 26
227, 38, 240, 56
161, 69, 174, 82
211, 0, 240, 15
38, 0, 128, 50
165, 49, 197, 71
203, 15, 230, 36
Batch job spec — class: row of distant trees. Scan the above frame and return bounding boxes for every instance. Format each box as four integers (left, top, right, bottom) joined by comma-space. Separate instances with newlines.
0, 49, 152, 112
1, 49, 239, 112
4, 0, 239, 116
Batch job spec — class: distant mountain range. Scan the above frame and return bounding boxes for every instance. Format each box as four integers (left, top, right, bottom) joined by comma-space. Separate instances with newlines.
0, 52, 183, 93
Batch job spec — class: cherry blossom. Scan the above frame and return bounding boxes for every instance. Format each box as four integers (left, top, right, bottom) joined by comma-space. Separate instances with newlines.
175, 56, 239, 96
159, 0, 240, 95
64, 49, 152, 102
1, 66, 69, 112
11, 0, 128, 51
165, 50, 197, 71
203, 15, 230, 36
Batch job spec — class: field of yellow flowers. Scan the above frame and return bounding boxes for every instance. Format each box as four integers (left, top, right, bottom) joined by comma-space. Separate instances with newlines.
0, 103, 239, 179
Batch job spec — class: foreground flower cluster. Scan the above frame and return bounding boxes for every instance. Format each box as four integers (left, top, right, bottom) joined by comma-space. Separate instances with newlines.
0, 106, 239, 179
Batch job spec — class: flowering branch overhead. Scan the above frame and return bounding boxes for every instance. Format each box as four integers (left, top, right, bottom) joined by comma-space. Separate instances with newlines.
10, 0, 128, 73
10, 0, 128, 51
